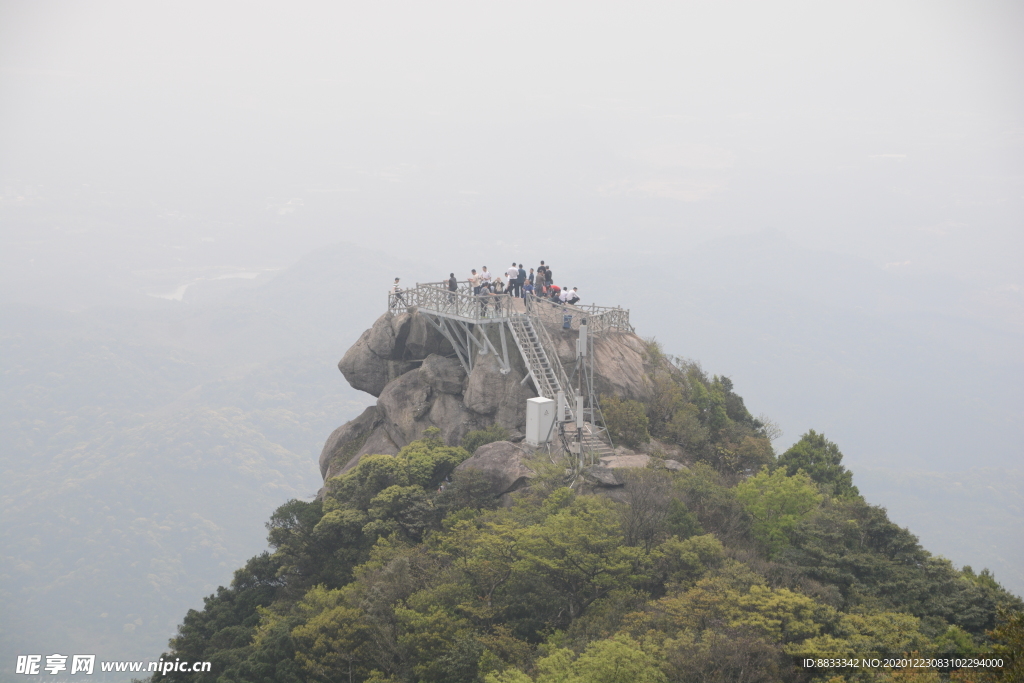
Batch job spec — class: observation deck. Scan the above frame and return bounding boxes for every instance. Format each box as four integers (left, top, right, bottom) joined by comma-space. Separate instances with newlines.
387, 281, 633, 334
388, 280, 630, 460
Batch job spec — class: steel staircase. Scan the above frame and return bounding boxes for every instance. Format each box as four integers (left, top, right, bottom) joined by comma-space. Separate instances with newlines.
507, 314, 565, 403
507, 309, 617, 459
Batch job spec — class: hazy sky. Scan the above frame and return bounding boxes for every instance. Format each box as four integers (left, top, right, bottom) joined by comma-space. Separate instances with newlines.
2, 0, 1022, 300
2, 3, 1023, 656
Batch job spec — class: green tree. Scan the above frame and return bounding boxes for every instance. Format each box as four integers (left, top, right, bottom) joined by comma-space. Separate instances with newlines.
489, 634, 667, 683
641, 576, 826, 643
651, 533, 725, 589
675, 463, 750, 545
645, 374, 687, 439
618, 468, 674, 551
291, 586, 370, 683
796, 611, 932, 655
515, 491, 639, 623
602, 394, 651, 448
715, 435, 775, 474
553, 634, 668, 683
155, 552, 285, 683
462, 423, 510, 454
778, 430, 859, 497
365, 485, 438, 543
328, 429, 470, 510
735, 468, 823, 555
988, 606, 1024, 683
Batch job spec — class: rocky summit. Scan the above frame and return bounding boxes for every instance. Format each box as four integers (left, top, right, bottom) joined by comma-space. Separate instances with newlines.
319, 307, 657, 487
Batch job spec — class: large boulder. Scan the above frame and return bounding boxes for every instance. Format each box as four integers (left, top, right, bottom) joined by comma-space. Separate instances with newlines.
599, 454, 652, 469
384, 310, 455, 361
367, 312, 397, 358
463, 352, 532, 431
351, 424, 400, 464
454, 441, 534, 496
420, 354, 466, 395
377, 370, 434, 447
463, 352, 507, 415
582, 465, 624, 487
592, 334, 652, 402
338, 330, 390, 397
403, 313, 444, 359
428, 393, 479, 447
319, 406, 380, 478
391, 310, 413, 338
495, 367, 532, 432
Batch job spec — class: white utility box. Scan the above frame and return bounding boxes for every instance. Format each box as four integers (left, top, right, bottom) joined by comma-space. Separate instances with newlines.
525, 397, 556, 446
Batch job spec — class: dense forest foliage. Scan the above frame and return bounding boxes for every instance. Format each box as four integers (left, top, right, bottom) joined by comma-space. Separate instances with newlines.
153, 345, 1022, 683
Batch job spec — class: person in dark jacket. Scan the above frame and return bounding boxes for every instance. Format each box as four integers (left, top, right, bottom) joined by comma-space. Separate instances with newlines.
447, 273, 458, 305
516, 264, 526, 298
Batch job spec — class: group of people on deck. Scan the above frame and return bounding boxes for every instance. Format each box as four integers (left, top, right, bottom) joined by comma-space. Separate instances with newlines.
391, 260, 581, 311
455, 261, 580, 307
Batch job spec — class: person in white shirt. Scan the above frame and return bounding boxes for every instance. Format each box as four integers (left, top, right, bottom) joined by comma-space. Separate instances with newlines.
567, 287, 580, 306
506, 263, 520, 297
559, 287, 570, 303
480, 266, 492, 288
391, 278, 405, 304
470, 269, 482, 295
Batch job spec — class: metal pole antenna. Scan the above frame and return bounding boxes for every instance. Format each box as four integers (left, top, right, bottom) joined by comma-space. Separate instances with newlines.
576, 319, 588, 469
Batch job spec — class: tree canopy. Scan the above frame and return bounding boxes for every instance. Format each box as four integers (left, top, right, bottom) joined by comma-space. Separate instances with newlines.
152, 390, 1022, 683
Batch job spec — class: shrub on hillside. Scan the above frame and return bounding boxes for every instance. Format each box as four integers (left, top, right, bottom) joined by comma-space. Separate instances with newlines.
462, 423, 510, 454
602, 394, 650, 448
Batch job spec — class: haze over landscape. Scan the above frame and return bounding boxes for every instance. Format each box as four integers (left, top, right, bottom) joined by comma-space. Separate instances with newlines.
1, 1, 1022, 678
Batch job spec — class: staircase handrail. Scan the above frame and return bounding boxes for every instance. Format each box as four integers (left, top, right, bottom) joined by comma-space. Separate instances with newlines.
506, 315, 559, 400
523, 311, 573, 402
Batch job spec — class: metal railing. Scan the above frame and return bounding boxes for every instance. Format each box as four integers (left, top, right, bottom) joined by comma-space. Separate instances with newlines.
525, 295, 633, 334
388, 282, 633, 333
388, 281, 511, 322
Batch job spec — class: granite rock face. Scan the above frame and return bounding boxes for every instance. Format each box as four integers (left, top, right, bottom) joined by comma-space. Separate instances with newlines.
367, 313, 397, 358
321, 309, 664, 489
599, 454, 652, 470
463, 352, 532, 428
592, 334, 653, 402
319, 406, 401, 481
548, 326, 653, 402
420, 354, 467, 395
322, 311, 529, 479
582, 465, 624, 487
377, 370, 435, 446
338, 329, 391, 397
453, 441, 534, 497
